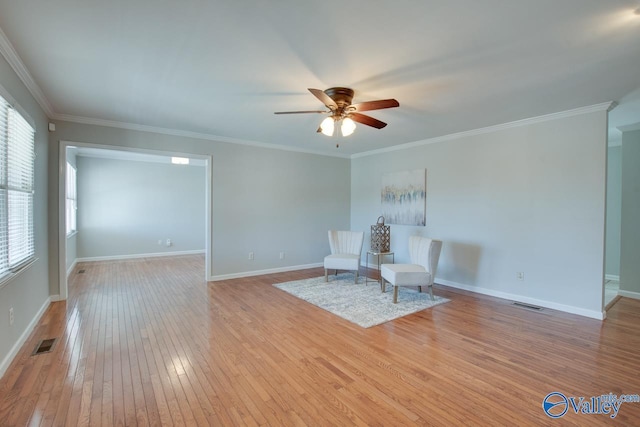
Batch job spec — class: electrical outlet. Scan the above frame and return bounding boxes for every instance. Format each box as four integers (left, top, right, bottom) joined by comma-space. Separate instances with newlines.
166, 238, 172, 247
248, 252, 254, 260
9, 307, 14, 326
516, 272, 525, 281
157, 239, 162, 245
279, 252, 285, 260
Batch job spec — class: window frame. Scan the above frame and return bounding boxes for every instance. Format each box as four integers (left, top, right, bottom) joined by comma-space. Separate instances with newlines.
65, 162, 77, 236
0, 91, 36, 283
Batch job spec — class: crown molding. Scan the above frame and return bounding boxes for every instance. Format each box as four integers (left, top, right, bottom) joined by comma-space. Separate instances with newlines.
608, 131, 622, 147
618, 122, 640, 133
53, 113, 350, 159
0, 25, 55, 117
351, 101, 616, 159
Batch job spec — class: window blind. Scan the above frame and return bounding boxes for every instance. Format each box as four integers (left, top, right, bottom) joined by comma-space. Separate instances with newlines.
0, 94, 35, 277
0, 97, 8, 275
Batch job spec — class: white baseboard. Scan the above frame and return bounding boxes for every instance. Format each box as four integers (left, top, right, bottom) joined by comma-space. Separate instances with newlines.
436, 278, 606, 320
210, 263, 323, 281
66, 259, 77, 278
605, 274, 620, 281
76, 249, 205, 263
361, 262, 377, 270
0, 296, 52, 380
361, 261, 388, 270
619, 290, 640, 300
361, 255, 395, 271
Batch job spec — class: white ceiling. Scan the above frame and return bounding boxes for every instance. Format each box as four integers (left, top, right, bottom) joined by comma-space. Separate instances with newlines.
1, 1, 640, 156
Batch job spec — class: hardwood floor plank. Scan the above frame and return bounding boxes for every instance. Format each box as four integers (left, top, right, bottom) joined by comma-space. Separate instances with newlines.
1, 255, 639, 426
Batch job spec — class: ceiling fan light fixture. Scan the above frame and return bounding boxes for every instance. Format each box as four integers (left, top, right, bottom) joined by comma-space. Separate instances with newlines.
320, 116, 335, 136
275, 87, 399, 142
341, 117, 356, 137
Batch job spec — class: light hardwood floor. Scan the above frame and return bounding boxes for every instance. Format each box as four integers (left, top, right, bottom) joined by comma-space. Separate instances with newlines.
1, 255, 639, 426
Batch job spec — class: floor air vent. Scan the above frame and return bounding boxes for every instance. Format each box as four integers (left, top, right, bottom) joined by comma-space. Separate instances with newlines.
78, 269, 86, 274
32, 338, 57, 356
512, 302, 543, 311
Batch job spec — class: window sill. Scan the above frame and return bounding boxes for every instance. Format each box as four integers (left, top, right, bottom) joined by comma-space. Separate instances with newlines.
0, 257, 38, 291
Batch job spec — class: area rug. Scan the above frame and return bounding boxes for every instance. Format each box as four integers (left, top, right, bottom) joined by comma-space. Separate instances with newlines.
273, 274, 449, 328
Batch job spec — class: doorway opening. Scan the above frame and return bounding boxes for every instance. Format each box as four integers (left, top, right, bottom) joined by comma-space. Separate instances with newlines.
58, 141, 213, 300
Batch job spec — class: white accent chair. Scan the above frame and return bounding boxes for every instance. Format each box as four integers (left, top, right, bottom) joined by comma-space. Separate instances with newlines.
324, 230, 365, 283
381, 237, 442, 303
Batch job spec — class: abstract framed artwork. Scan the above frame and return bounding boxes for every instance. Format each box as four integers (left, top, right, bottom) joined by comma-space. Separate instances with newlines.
381, 169, 426, 226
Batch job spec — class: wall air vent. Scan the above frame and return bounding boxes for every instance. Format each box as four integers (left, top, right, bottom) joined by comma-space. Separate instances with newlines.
512, 302, 543, 311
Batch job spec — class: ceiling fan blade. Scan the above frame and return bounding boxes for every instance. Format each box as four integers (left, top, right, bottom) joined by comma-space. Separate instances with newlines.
350, 99, 399, 112
350, 112, 387, 129
274, 110, 327, 114
308, 88, 338, 110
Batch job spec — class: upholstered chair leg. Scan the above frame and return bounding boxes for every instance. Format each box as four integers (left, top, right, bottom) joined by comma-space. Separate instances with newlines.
325, 269, 328, 282
429, 285, 434, 301
418, 286, 422, 293
380, 278, 385, 293
393, 286, 399, 303
354, 270, 358, 284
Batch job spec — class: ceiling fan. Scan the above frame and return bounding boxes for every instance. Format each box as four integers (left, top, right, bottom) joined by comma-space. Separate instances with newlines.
274, 88, 399, 145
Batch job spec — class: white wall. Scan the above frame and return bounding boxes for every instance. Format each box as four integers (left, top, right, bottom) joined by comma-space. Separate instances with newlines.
66, 227, 77, 273
48, 121, 351, 286
351, 109, 608, 318
76, 156, 205, 259
620, 129, 640, 296
0, 54, 50, 376
605, 146, 621, 278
